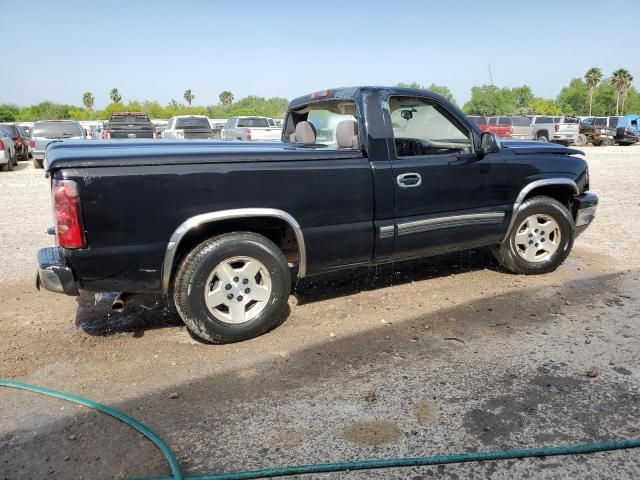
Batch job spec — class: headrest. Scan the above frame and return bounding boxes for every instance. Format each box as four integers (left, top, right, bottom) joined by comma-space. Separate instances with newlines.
294, 121, 316, 144
336, 120, 358, 148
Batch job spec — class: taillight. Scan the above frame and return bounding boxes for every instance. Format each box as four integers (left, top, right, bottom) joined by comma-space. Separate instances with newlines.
246, 128, 252, 141
0, 140, 4, 150
30, 140, 35, 149
105, 129, 111, 139
52, 179, 85, 249
555, 124, 560, 132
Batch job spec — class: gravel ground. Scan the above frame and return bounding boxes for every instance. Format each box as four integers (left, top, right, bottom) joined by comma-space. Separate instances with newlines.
1, 146, 639, 479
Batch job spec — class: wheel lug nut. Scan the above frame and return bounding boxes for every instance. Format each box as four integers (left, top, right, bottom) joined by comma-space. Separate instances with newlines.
529, 233, 533, 237
242, 278, 249, 284
225, 284, 232, 290
535, 243, 539, 247
237, 295, 243, 301
244, 288, 251, 294
227, 293, 234, 300
233, 276, 239, 282
529, 240, 533, 244
541, 239, 545, 242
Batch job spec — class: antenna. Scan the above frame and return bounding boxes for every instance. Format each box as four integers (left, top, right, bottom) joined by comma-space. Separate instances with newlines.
488, 63, 494, 86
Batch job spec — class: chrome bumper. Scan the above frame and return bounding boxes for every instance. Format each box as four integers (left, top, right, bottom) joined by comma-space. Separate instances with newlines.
35, 247, 79, 296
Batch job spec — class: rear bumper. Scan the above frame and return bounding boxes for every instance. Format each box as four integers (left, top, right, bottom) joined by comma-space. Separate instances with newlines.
35, 247, 79, 296
575, 192, 598, 236
552, 133, 578, 141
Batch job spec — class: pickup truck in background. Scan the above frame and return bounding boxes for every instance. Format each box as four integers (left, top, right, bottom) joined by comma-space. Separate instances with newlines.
485, 116, 534, 140
103, 112, 156, 140
30, 120, 85, 168
162, 115, 214, 140
222, 116, 282, 141
579, 117, 616, 146
610, 115, 640, 145
530, 115, 580, 145
36, 86, 597, 344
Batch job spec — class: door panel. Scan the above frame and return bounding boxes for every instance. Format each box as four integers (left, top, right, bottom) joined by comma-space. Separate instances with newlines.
386, 95, 510, 259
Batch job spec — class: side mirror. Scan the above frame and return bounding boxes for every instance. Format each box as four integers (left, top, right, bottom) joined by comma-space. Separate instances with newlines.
480, 132, 501, 155
401, 110, 413, 120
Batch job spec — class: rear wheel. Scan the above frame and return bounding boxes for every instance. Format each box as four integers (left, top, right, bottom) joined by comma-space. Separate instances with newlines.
537, 135, 548, 143
33, 157, 43, 169
173, 232, 291, 343
494, 196, 575, 275
12, 152, 18, 167
574, 134, 587, 147
592, 139, 603, 146
6, 154, 14, 171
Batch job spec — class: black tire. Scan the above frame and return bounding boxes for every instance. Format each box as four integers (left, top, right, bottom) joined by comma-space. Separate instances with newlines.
33, 157, 43, 169
617, 142, 632, 146
12, 152, 18, 167
592, 140, 603, 146
6, 154, 14, 171
173, 232, 291, 343
574, 134, 587, 147
493, 196, 575, 275
537, 135, 548, 143
0, 161, 8, 172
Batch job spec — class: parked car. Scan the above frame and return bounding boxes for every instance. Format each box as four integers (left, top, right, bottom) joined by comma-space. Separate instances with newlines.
222, 116, 282, 141
103, 112, 156, 139
529, 115, 580, 145
467, 115, 488, 127
0, 128, 17, 171
162, 115, 214, 139
610, 115, 640, 145
31, 120, 86, 168
579, 117, 616, 146
485, 116, 534, 140
36, 86, 598, 344
0, 123, 30, 160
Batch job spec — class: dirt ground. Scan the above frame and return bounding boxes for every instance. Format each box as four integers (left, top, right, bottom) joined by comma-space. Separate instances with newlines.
1, 146, 639, 479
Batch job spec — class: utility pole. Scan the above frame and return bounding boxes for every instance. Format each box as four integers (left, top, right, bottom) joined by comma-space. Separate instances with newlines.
488, 63, 494, 86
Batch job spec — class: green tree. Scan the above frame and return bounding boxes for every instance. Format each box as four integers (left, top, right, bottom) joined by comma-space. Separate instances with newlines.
556, 78, 588, 115
584, 67, 602, 116
395, 82, 423, 89
109, 88, 122, 103
183, 89, 194, 106
462, 85, 515, 116
527, 98, 561, 115
426, 84, 456, 104
611, 69, 634, 115
510, 86, 534, 114
0, 104, 19, 122
82, 92, 95, 110
219, 91, 234, 105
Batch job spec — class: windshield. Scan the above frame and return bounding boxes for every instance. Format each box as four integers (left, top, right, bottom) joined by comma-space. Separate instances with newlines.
237, 118, 270, 128
175, 117, 212, 129
33, 122, 83, 138
609, 117, 619, 128
581, 118, 594, 126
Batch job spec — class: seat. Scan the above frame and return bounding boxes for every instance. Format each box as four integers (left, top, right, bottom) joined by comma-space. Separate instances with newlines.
335, 120, 358, 149
290, 121, 316, 144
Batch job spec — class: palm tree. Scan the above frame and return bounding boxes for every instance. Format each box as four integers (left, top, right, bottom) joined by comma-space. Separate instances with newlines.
82, 92, 95, 110
584, 67, 602, 116
183, 89, 194, 106
219, 90, 234, 106
611, 69, 634, 115
109, 88, 122, 103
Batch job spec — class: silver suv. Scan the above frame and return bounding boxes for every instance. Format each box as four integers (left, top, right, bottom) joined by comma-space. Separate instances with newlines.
530, 116, 579, 145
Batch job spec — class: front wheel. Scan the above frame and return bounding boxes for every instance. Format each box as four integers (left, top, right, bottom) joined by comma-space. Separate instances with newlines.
494, 196, 575, 275
574, 134, 587, 147
592, 139, 603, 146
173, 232, 291, 343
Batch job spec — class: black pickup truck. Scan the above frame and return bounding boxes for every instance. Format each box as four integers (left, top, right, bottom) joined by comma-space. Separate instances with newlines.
37, 86, 598, 343
104, 112, 156, 139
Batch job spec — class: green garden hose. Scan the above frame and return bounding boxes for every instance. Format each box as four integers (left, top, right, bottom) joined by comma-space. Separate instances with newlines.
2, 379, 639, 480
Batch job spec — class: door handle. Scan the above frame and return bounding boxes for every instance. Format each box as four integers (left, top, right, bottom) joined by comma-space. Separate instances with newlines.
397, 173, 422, 188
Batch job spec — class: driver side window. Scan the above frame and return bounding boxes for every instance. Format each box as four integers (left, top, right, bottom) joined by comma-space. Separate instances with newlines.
390, 97, 471, 157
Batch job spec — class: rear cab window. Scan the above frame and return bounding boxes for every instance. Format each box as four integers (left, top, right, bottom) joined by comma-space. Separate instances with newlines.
237, 118, 270, 128
175, 117, 212, 129
511, 117, 531, 127
33, 122, 83, 138
110, 113, 151, 123
286, 100, 358, 148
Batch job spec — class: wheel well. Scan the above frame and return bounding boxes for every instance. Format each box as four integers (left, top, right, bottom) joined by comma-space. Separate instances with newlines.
523, 186, 576, 216
169, 216, 301, 287
536, 130, 547, 138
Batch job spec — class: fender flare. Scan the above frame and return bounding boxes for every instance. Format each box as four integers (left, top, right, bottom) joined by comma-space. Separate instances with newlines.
502, 178, 579, 242
161, 208, 307, 292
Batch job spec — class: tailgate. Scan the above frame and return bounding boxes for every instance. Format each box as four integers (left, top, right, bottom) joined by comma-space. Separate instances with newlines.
249, 128, 282, 141
558, 123, 580, 134
109, 127, 154, 139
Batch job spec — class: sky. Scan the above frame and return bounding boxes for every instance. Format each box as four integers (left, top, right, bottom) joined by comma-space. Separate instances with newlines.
1, 0, 638, 109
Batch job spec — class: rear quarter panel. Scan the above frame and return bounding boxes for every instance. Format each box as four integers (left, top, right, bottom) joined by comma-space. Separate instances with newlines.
59, 157, 375, 292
